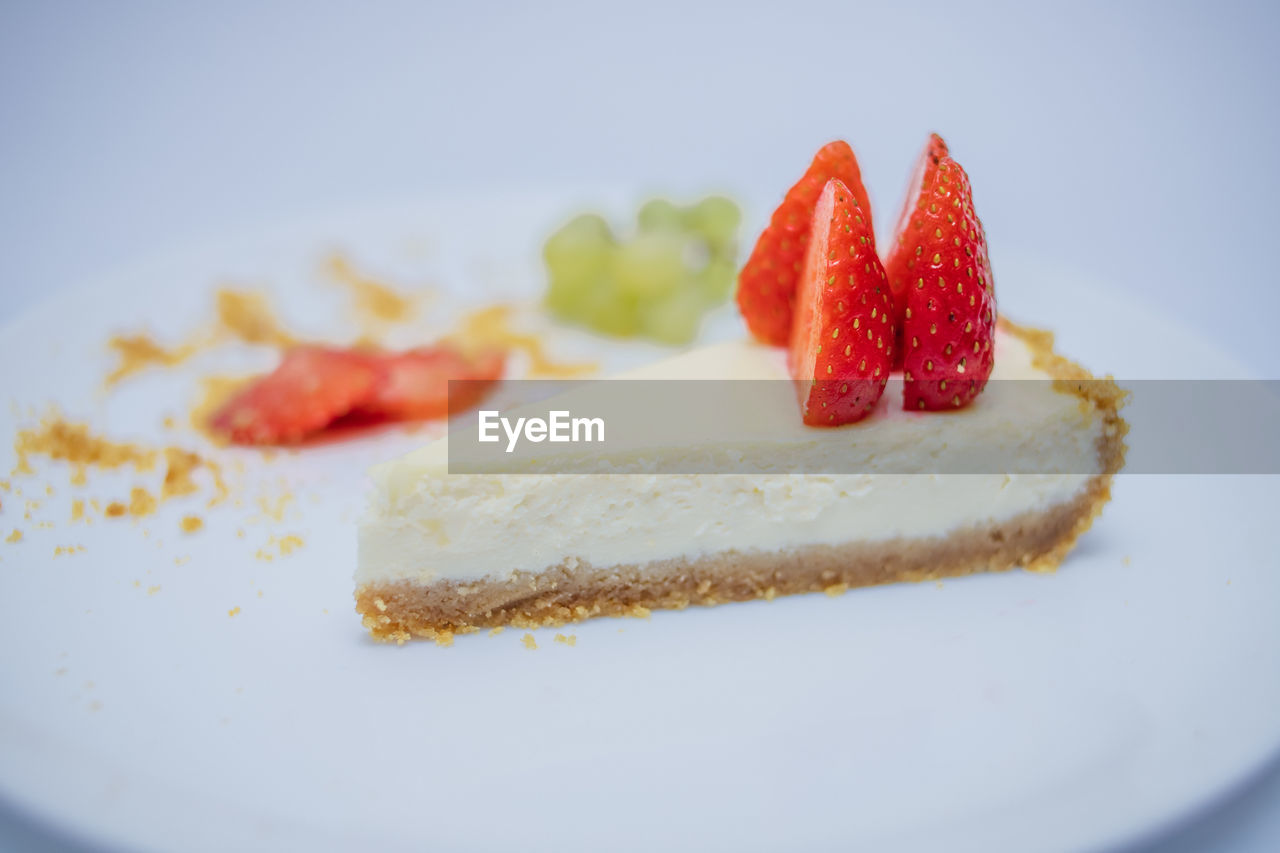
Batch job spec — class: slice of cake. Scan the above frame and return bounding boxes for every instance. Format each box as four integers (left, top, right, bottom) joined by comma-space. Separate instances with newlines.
355, 135, 1127, 643
356, 320, 1126, 643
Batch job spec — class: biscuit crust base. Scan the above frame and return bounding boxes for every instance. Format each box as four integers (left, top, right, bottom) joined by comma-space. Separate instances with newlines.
355, 319, 1129, 645
356, 473, 1113, 644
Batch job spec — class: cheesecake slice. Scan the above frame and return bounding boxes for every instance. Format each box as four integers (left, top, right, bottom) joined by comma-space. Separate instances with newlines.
356, 319, 1126, 643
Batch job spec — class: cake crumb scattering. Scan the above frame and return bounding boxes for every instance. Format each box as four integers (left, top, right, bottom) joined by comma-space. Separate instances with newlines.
215, 288, 296, 347
488, 626, 504, 637
553, 633, 577, 647
228, 606, 241, 618
257, 493, 293, 522
454, 305, 596, 378
521, 633, 537, 650
129, 487, 157, 517
147, 585, 161, 595
180, 515, 204, 534
105, 333, 202, 387
13, 415, 157, 481
105, 502, 127, 518
53, 545, 85, 557
70, 499, 85, 522
324, 251, 418, 324
6, 530, 21, 544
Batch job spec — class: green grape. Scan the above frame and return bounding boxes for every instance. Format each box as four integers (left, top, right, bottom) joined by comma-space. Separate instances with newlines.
578, 278, 639, 338
637, 198, 686, 233
545, 270, 593, 321
688, 195, 741, 254
640, 287, 704, 345
696, 256, 737, 304
613, 232, 688, 299
543, 213, 615, 287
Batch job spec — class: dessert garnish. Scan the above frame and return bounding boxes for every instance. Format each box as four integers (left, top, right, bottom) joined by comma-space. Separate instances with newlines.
788, 178, 892, 425
209, 343, 505, 445
543, 195, 741, 344
739, 136, 997, 420
737, 141, 870, 345
883, 143, 996, 409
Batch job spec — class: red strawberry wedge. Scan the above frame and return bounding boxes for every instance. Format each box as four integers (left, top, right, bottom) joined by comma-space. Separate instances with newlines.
738, 141, 873, 346
211, 347, 378, 445
789, 178, 893, 426
884, 133, 950, 366
897, 155, 997, 410
356, 345, 506, 421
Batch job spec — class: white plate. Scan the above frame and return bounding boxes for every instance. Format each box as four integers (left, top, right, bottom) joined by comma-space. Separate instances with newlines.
0, 194, 1277, 853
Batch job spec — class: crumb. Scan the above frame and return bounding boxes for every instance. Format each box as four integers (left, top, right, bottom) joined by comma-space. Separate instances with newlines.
180, 515, 203, 534
132, 580, 141, 588
104, 502, 127, 518
256, 589, 263, 598
161, 448, 204, 500
104, 333, 203, 387
163, 416, 176, 430
5, 529, 20, 544
147, 585, 161, 596
12, 414, 157, 482
215, 288, 297, 347
228, 606, 241, 618
553, 633, 577, 647
44, 484, 53, 497
278, 534, 304, 556
256, 493, 293, 522
453, 304, 597, 378
174, 556, 190, 566
1122, 555, 1132, 567
128, 487, 156, 517
434, 631, 455, 648
70, 499, 85, 522
824, 583, 849, 597
324, 251, 419, 324
322, 608, 328, 615
521, 633, 537, 650
489, 626, 504, 637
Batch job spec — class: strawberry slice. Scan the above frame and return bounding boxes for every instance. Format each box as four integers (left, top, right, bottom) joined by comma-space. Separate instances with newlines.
897, 154, 997, 410
789, 178, 893, 426
211, 347, 378, 445
356, 345, 506, 420
738, 141, 873, 346
884, 133, 950, 366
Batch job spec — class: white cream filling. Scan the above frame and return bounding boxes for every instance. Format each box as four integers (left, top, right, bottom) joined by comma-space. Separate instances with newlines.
357, 331, 1103, 586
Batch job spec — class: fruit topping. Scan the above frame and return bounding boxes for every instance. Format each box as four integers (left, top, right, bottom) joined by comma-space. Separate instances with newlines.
788, 178, 893, 425
738, 141, 872, 346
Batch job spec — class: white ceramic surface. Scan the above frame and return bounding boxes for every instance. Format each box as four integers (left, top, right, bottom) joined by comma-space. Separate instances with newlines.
0, 196, 1276, 853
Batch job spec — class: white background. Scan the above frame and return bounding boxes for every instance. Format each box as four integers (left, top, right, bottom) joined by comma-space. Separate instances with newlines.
1, 1, 1277, 850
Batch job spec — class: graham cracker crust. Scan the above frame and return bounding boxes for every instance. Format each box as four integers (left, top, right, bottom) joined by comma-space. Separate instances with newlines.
356, 319, 1129, 644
